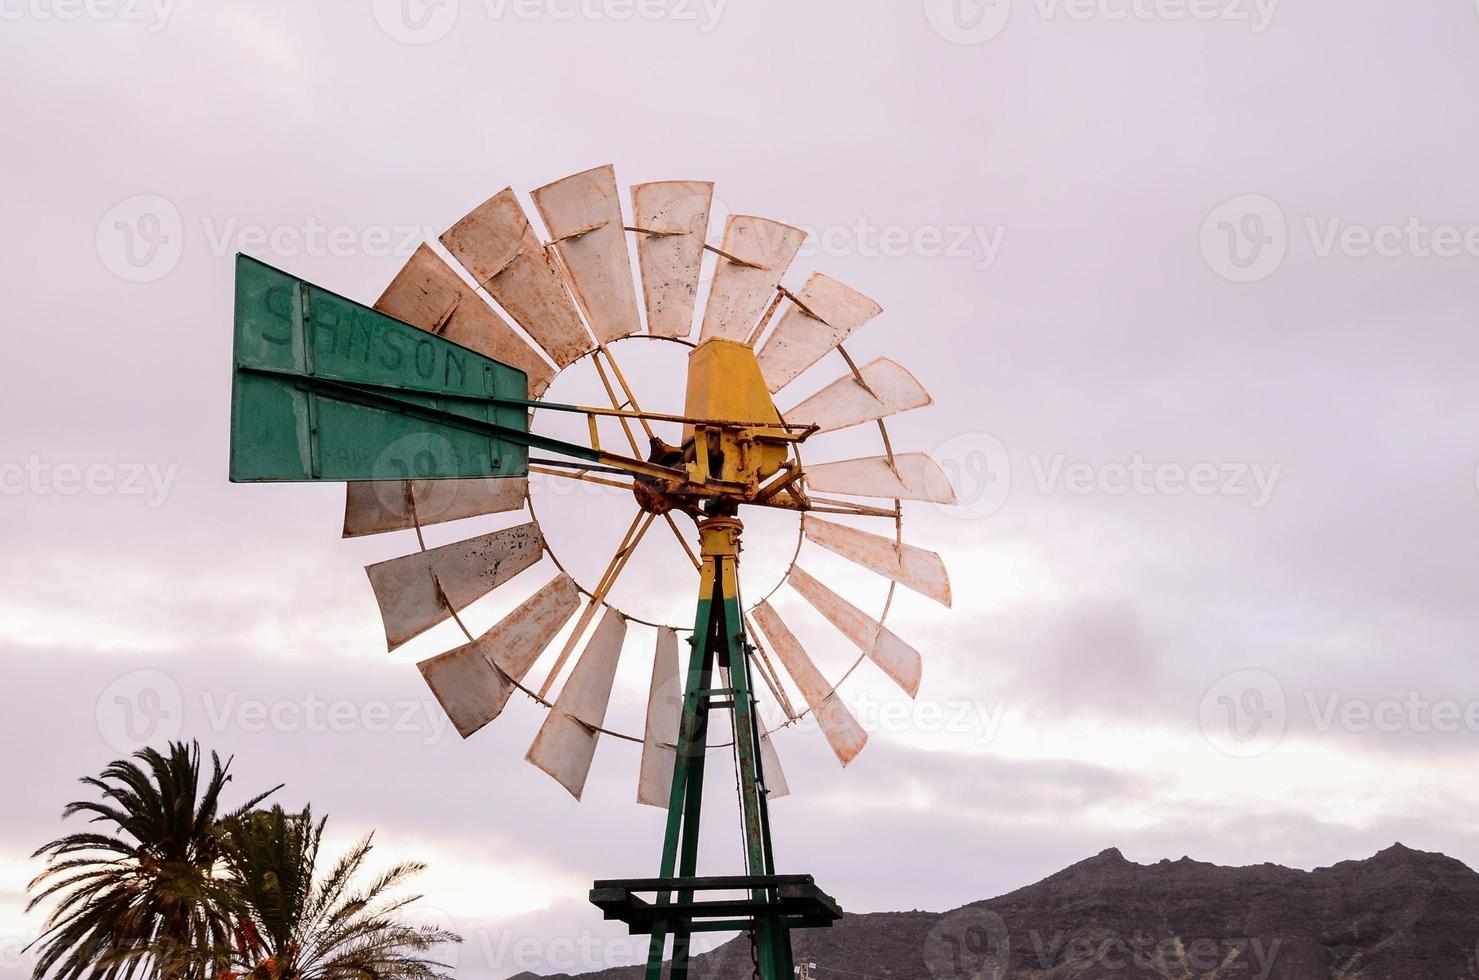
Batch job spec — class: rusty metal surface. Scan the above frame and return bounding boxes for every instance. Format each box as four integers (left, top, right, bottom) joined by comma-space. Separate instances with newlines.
637, 626, 681, 807
803, 515, 952, 607
532, 165, 641, 344
376, 244, 556, 396
787, 565, 922, 698
416, 573, 580, 738
784, 358, 931, 434
759, 732, 790, 799
755, 273, 883, 393
525, 604, 628, 799
752, 601, 868, 766
698, 215, 806, 343
440, 188, 594, 367
364, 521, 544, 650
342, 478, 527, 538
631, 180, 712, 338
803, 452, 958, 505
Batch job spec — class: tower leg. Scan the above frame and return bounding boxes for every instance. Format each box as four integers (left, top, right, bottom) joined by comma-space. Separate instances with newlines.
643, 515, 794, 980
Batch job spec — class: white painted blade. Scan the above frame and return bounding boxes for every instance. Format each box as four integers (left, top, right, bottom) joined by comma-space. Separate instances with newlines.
376, 244, 556, 396
637, 626, 682, 808
440, 188, 594, 368
803, 453, 958, 505
532, 165, 640, 344
759, 733, 790, 800
787, 565, 922, 698
755, 273, 883, 393
417, 573, 580, 738
343, 478, 527, 539
631, 180, 713, 338
784, 358, 931, 434
698, 215, 806, 343
751, 601, 868, 766
364, 522, 544, 650
803, 515, 952, 607
526, 605, 628, 800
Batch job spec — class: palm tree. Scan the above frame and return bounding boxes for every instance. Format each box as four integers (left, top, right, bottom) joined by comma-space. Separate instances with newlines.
26, 742, 279, 980
214, 805, 458, 980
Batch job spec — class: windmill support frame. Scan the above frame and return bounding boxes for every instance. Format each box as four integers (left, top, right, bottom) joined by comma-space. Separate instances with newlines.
589, 515, 841, 979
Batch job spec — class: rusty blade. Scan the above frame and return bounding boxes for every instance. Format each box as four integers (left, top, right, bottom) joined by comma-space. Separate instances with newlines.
532, 165, 640, 344
637, 626, 682, 808
803, 515, 951, 607
752, 601, 868, 766
525, 605, 628, 800
416, 573, 580, 738
760, 732, 790, 800
784, 358, 931, 434
755, 273, 883, 393
364, 522, 544, 650
631, 180, 712, 338
803, 452, 958, 505
343, 478, 527, 539
377, 244, 556, 396
788, 565, 922, 698
698, 215, 806, 343
440, 188, 594, 368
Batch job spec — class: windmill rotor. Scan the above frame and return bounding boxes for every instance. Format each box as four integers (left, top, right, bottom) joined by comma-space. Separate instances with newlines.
300, 163, 959, 801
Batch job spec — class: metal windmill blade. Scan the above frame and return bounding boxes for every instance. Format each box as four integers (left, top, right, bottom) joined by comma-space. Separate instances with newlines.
631, 180, 712, 338
532, 164, 641, 343
783, 358, 932, 434
698, 215, 807, 342
755, 272, 883, 392
440, 188, 594, 367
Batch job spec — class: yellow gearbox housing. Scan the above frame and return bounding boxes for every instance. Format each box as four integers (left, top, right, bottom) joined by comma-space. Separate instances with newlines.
683, 338, 791, 492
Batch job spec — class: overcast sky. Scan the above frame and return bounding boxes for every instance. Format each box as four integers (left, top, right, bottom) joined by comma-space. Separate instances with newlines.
6, 0, 1479, 976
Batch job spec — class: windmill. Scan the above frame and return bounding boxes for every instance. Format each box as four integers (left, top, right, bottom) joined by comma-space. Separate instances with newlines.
228, 165, 956, 980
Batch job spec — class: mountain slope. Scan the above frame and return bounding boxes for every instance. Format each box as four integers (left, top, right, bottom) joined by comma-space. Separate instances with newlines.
522, 843, 1479, 979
